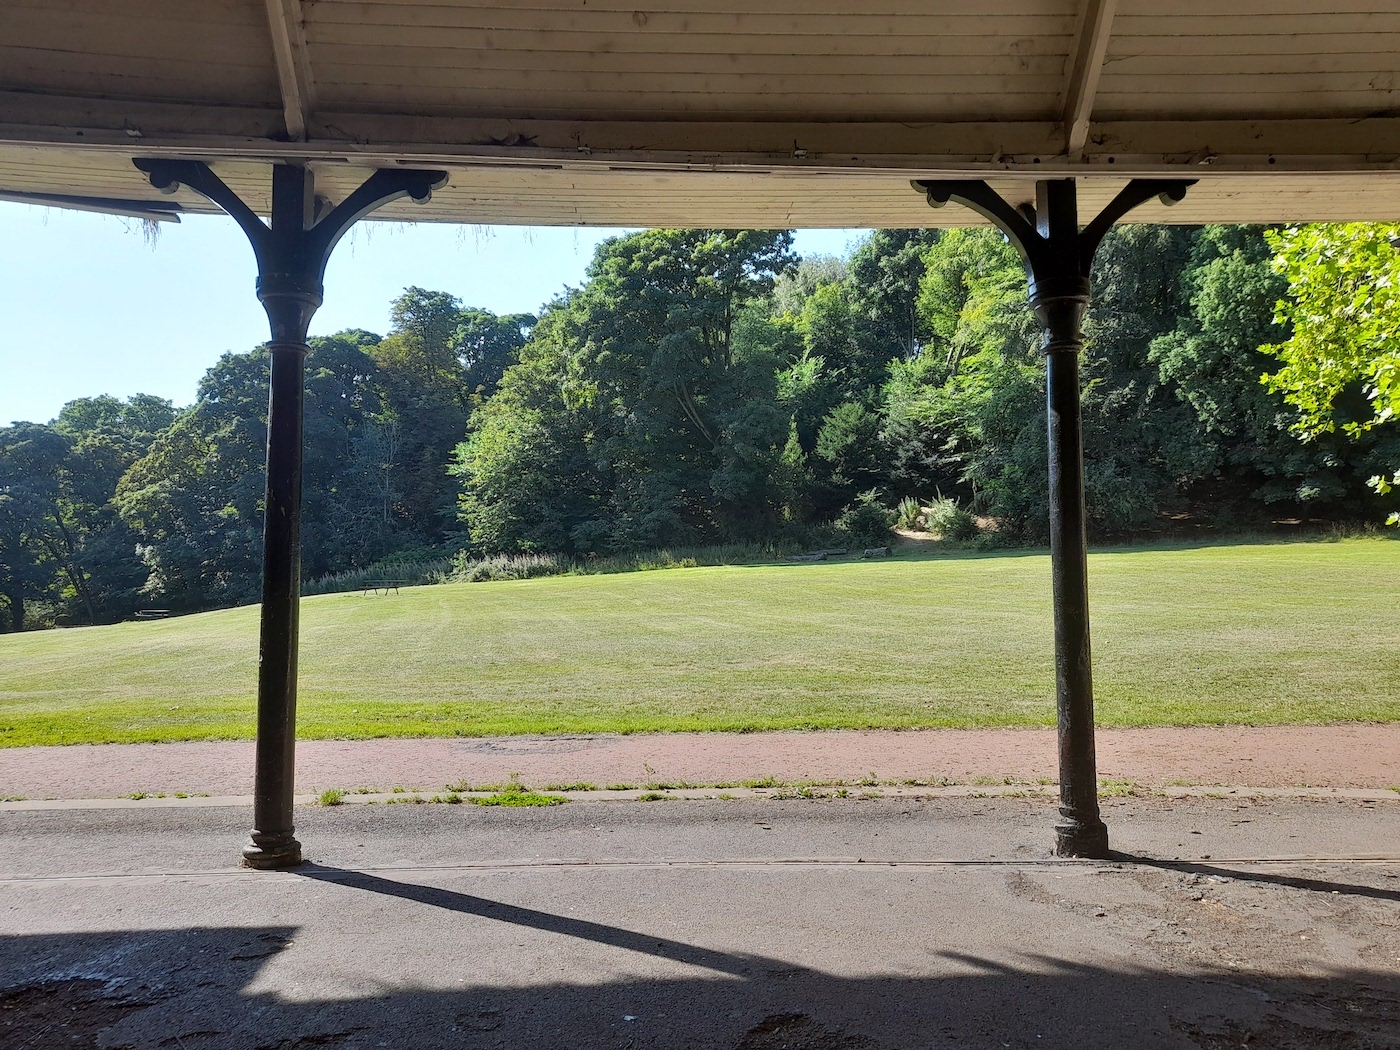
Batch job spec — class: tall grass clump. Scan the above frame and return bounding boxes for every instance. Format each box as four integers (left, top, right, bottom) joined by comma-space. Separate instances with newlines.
895, 496, 924, 531
447, 542, 790, 584
303, 554, 458, 596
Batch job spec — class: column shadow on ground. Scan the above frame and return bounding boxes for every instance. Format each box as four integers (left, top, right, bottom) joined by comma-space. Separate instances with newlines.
1112, 852, 1400, 903
297, 864, 782, 977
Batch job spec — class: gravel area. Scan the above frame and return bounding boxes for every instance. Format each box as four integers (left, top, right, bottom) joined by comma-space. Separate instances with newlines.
4, 724, 1399, 799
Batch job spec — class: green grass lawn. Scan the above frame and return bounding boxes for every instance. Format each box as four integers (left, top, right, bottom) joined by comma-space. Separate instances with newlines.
2, 537, 1397, 747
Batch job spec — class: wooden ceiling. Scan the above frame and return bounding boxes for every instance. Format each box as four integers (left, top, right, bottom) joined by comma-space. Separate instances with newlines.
3, 0, 1400, 226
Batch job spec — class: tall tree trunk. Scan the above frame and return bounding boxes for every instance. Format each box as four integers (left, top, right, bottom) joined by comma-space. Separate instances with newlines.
4, 587, 22, 632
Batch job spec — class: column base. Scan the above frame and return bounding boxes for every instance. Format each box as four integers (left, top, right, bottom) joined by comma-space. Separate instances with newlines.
241, 831, 303, 869
1054, 818, 1110, 859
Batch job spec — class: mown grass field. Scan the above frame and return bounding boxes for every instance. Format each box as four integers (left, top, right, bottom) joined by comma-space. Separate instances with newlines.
2, 538, 1397, 747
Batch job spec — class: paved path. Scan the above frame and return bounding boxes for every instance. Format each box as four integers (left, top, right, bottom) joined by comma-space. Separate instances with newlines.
4, 796, 1400, 1049
5, 725, 1399, 799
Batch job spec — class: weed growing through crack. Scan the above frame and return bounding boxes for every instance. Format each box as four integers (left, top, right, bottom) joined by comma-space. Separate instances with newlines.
474, 775, 567, 807
743, 775, 782, 789
447, 780, 505, 792
318, 788, 346, 807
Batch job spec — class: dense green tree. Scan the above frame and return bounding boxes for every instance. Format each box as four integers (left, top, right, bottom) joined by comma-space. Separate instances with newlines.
564, 229, 794, 547
0, 424, 70, 629
371, 289, 534, 535
117, 352, 269, 609
771, 254, 847, 316
116, 333, 438, 609
455, 229, 794, 552
847, 229, 941, 359
814, 400, 885, 500
1074, 224, 1211, 534
1261, 223, 1400, 522
0, 395, 175, 629
301, 333, 401, 572
50, 394, 176, 621
901, 229, 1040, 525
453, 299, 610, 553
796, 283, 888, 406
903, 225, 1214, 539
1149, 226, 1334, 517
456, 307, 536, 398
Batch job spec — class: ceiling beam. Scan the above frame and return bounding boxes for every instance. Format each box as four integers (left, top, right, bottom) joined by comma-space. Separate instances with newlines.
1062, 0, 1117, 158
5, 93, 1400, 175
264, 0, 316, 142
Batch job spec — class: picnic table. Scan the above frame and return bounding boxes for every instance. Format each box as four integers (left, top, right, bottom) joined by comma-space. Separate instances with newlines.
361, 580, 407, 596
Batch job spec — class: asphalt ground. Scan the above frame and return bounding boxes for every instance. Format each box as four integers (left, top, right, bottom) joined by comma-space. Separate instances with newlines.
3, 795, 1399, 1049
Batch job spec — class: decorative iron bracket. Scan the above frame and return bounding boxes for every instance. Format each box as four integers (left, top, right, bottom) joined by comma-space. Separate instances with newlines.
913, 178, 1193, 282
912, 177, 1193, 357
133, 160, 447, 343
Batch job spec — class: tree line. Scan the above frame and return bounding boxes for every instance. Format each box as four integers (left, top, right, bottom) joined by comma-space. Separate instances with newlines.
3, 224, 1396, 630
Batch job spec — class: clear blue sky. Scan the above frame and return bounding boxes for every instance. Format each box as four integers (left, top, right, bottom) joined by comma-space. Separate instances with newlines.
0, 203, 869, 426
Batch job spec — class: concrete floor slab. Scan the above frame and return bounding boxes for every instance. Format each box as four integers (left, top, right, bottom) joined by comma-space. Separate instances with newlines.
3, 797, 1399, 1049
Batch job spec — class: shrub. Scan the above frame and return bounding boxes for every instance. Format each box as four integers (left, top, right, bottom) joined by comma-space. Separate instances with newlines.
835, 491, 896, 546
925, 497, 980, 543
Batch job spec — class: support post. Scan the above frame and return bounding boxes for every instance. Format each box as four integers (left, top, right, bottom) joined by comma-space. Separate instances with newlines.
914, 176, 1192, 857
135, 159, 447, 868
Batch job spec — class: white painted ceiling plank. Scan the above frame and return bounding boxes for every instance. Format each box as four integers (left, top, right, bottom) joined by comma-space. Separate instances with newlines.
1063, 0, 1117, 155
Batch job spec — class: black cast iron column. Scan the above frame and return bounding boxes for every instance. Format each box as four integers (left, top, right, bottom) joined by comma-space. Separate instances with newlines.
248, 165, 320, 868
135, 159, 447, 868
915, 176, 1192, 857
1032, 181, 1105, 856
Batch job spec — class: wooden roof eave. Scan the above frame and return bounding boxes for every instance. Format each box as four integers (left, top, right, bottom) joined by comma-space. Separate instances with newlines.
5, 89, 1400, 178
